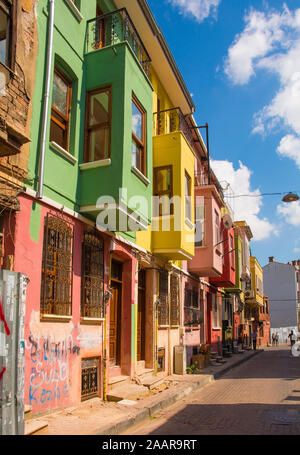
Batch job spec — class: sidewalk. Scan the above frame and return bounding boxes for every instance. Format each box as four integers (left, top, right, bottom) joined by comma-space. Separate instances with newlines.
26, 348, 264, 436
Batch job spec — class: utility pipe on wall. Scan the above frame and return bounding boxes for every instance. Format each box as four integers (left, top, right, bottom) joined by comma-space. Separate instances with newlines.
37, 0, 55, 199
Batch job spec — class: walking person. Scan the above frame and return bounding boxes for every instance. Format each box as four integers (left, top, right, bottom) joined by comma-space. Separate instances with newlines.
252, 329, 257, 351
275, 332, 279, 346
272, 333, 275, 346
288, 330, 296, 347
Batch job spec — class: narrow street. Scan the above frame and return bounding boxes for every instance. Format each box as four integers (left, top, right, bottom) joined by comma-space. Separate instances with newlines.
124, 346, 300, 435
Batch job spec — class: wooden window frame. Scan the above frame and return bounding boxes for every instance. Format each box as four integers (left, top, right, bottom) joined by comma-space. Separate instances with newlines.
84, 86, 112, 163
153, 165, 173, 216
50, 67, 72, 152
132, 94, 146, 176
170, 273, 180, 326
0, 0, 16, 70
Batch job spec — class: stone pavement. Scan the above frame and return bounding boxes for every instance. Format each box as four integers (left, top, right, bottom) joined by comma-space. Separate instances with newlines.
124, 345, 300, 435
27, 347, 263, 435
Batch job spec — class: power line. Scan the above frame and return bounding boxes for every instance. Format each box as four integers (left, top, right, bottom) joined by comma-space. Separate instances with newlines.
225, 191, 300, 199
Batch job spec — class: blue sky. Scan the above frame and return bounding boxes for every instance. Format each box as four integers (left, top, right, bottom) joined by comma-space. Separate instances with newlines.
147, 0, 300, 267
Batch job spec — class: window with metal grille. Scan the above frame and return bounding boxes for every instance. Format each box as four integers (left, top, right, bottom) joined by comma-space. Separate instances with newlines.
81, 231, 104, 318
158, 270, 169, 326
184, 287, 201, 327
157, 347, 165, 372
40, 214, 74, 316
81, 357, 99, 400
170, 273, 180, 326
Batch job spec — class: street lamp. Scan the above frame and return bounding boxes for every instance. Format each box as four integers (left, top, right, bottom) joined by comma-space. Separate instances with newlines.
282, 192, 299, 203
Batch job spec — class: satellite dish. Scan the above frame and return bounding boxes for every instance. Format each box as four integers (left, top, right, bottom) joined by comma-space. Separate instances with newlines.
222, 213, 233, 230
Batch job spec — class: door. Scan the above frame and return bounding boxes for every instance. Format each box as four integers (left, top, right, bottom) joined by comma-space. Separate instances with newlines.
137, 269, 146, 361
109, 283, 121, 365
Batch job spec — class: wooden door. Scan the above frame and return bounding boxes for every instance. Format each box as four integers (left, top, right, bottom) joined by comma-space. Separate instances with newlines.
109, 283, 121, 365
95, 6, 105, 49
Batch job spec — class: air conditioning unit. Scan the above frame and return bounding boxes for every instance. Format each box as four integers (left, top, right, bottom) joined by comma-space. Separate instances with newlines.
222, 213, 233, 230
245, 290, 255, 299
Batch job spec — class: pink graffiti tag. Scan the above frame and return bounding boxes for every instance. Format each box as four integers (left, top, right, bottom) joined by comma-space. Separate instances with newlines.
0, 301, 10, 336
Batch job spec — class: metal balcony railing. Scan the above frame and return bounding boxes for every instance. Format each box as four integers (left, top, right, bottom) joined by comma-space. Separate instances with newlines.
194, 171, 225, 200
86, 8, 151, 76
153, 107, 194, 148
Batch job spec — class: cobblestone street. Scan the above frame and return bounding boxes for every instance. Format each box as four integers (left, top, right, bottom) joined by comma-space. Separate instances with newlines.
124, 346, 300, 435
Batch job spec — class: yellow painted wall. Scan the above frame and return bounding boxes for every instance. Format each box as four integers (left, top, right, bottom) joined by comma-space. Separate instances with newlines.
250, 256, 264, 306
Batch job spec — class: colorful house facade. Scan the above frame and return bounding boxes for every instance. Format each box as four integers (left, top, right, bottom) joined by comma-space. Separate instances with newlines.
0, 0, 263, 419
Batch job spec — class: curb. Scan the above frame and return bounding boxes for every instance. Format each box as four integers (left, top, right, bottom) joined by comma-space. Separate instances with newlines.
98, 350, 264, 435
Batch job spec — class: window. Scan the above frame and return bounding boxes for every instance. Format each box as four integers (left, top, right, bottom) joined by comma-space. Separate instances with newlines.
230, 234, 235, 268
132, 96, 146, 175
40, 214, 74, 316
212, 293, 221, 328
93, 6, 106, 49
81, 357, 99, 401
185, 172, 192, 222
215, 211, 220, 245
195, 196, 205, 247
81, 232, 104, 319
85, 87, 111, 162
50, 68, 72, 151
170, 274, 180, 326
184, 288, 201, 327
154, 166, 173, 216
0, 0, 11, 67
158, 270, 169, 326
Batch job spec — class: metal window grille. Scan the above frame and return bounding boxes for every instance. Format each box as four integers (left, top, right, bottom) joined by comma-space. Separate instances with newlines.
81, 232, 104, 318
157, 348, 165, 372
81, 357, 99, 400
184, 288, 201, 327
170, 274, 180, 326
40, 214, 74, 316
158, 270, 169, 326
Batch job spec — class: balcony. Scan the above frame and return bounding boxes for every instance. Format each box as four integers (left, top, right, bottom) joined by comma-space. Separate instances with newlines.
81, 10, 153, 232
86, 8, 151, 76
151, 108, 195, 261
210, 222, 236, 287
153, 108, 194, 147
187, 172, 225, 277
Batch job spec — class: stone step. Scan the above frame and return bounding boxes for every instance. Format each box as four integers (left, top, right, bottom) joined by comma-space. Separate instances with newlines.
25, 419, 48, 435
24, 405, 32, 421
141, 375, 165, 390
108, 375, 130, 391
107, 383, 149, 402
216, 358, 227, 364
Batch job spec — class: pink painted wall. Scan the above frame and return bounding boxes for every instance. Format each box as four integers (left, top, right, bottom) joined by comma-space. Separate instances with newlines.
13, 195, 110, 415
188, 186, 223, 277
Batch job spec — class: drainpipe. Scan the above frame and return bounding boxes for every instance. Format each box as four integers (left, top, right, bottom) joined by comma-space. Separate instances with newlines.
37, 0, 55, 199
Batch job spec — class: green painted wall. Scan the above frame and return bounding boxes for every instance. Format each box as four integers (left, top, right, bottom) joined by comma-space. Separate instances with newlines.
81, 42, 153, 226
28, 0, 153, 240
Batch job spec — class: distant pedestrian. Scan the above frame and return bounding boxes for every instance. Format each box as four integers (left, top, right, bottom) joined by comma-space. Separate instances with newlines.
275, 332, 279, 346
272, 333, 275, 346
252, 330, 257, 351
289, 330, 297, 347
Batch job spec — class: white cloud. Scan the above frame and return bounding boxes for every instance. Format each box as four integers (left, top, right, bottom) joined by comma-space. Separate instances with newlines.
224, 5, 300, 169
294, 247, 300, 253
211, 159, 278, 241
277, 134, 300, 169
168, 0, 221, 23
277, 200, 300, 226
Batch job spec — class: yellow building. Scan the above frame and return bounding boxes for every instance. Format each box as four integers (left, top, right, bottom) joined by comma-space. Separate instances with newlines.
246, 257, 264, 307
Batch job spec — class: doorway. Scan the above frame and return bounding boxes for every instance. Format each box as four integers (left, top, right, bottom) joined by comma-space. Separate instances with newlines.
109, 260, 123, 366
137, 269, 146, 361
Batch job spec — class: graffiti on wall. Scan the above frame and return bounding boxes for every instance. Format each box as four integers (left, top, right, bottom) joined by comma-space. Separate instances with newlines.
25, 327, 80, 406
0, 300, 10, 382
25, 327, 102, 407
